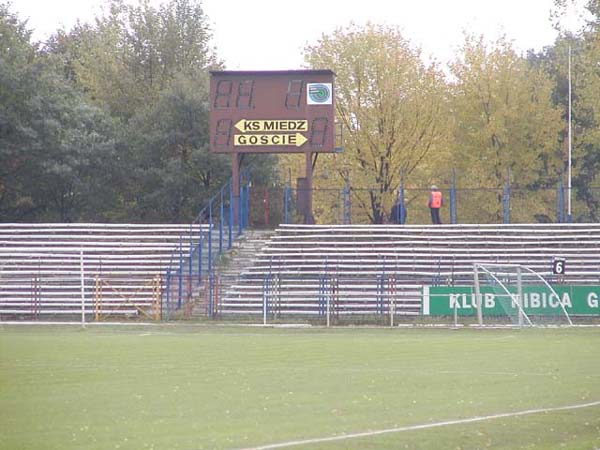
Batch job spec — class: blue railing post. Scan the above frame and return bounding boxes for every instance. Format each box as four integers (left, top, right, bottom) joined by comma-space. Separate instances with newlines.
208, 271, 213, 318
343, 182, 351, 224
188, 224, 193, 298
208, 199, 213, 277
502, 182, 510, 224
165, 268, 171, 319
557, 180, 565, 223
228, 181, 233, 249
398, 181, 406, 225
178, 238, 183, 308
219, 188, 224, 255
238, 180, 243, 237
198, 210, 203, 284
262, 273, 271, 321
450, 169, 457, 224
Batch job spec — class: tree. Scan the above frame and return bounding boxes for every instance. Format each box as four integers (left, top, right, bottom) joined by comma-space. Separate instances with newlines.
529, 0, 600, 221
124, 75, 229, 221
61, 0, 219, 120
0, 2, 38, 218
302, 23, 450, 224
448, 36, 563, 223
42, 0, 277, 222
0, 3, 118, 221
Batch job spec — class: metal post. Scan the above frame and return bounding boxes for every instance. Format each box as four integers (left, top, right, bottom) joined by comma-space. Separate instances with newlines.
304, 151, 314, 224
198, 212, 203, 283
557, 180, 565, 223
517, 266, 523, 328
399, 183, 405, 225
80, 249, 86, 328
228, 180, 233, 249
453, 297, 458, 328
232, 152, 241, 229
244, 184, 250, 229
178, 239, 183, 309
567, 44, 573, 223
263, 274, 269, 326
238, 180, 243, 236
502, 182, 510, 224
284, 186, 290, 224
450, 169, 457, 224
326, 278, 330, 328
208, 199, 213, 277
342, 183, 350, 225
474, 264, 483, 327
165, 269, 171, 319
188, 224, 193, 293
389, 276, 396, 328
219, 188, 224, 254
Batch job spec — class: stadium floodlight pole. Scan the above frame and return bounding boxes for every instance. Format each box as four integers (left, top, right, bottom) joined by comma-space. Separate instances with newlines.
567, 44, 573, 223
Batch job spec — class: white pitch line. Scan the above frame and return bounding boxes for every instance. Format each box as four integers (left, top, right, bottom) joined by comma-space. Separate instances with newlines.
237, 400, 600, 450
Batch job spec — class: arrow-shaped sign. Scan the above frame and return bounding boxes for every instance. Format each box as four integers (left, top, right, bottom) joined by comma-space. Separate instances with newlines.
234, 133, 308, 147
235, 119, 308, 133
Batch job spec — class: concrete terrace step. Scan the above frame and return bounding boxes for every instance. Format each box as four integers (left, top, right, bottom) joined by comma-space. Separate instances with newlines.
218, 224, 600, 317
0, 223, 193, 318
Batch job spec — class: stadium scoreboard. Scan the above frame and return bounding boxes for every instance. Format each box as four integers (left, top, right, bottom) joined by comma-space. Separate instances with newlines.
209, 70, 335, 154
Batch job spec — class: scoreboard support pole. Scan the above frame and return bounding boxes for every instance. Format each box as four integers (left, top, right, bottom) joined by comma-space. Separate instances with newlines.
231, 152, 241, 227
305, 151, 314, 224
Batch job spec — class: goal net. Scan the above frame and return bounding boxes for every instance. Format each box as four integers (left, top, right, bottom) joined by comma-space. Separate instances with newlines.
473, 263, 572, 327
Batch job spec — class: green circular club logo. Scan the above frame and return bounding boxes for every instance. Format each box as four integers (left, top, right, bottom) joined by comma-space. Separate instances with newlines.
307, 83, 332, 105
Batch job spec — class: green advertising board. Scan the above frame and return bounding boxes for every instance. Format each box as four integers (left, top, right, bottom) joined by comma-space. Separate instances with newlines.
423, 285, 600, 316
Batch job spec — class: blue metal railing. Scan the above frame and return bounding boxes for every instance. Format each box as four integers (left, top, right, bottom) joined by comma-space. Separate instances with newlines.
163, 168, 251, 319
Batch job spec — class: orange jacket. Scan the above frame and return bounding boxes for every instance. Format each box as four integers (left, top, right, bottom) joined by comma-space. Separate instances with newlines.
429, 191, 443, 208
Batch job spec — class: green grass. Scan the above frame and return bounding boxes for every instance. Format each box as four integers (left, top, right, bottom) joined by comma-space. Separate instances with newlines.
1, 325, 599, 450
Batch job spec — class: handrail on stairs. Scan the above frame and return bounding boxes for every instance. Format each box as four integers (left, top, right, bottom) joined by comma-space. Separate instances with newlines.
163, 168, 251, 319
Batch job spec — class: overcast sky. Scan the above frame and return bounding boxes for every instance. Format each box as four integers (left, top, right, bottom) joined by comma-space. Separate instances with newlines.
12, 0, 586, 69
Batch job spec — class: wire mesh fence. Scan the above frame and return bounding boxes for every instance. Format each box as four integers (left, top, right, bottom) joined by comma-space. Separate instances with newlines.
242, 182, 600, 225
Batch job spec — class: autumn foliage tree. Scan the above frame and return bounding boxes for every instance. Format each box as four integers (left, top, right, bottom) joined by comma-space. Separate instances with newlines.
302, 23, 450, 224
448, 36, 563, 223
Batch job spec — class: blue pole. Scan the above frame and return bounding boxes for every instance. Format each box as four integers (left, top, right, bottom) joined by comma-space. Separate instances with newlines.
502, 182, 510, 224
228, 180, 233, 249
198, 209, 203, 284
165, 269, 171, 319
399, 183, 405, 225
450, 169, 457, 224
557, 180, 565, 223
284, 186, 289, 224
208, 199, 213, 277
188, 224, 193, 298
219, 188, 224, 255
178, 239, 183, 308
208, 271, 213, 318
244, 185, 250, 230
343, 183, 351, 225
238, 179, 243, 237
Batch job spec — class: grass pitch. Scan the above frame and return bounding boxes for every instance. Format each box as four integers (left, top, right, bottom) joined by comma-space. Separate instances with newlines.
0, 325, 599, 450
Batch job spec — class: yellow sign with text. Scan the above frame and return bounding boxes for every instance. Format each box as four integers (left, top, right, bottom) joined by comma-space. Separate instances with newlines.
234, 133, 307, 147
235, 119, 308, 133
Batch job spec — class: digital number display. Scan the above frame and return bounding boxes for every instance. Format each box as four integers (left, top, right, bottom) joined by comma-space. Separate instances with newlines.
209, 70, 335, 154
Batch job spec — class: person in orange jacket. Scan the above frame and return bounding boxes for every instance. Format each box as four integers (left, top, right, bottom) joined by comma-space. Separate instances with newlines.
428, 185, 443, 224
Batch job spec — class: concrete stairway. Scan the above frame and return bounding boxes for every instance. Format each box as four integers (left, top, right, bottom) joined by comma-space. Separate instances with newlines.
190, 229, 275, 317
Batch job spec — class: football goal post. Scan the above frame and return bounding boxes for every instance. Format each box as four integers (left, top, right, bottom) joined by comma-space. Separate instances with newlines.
473, 263, 573, 327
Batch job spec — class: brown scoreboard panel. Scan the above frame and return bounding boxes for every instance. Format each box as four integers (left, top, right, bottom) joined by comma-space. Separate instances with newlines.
209, 70, 335, 154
